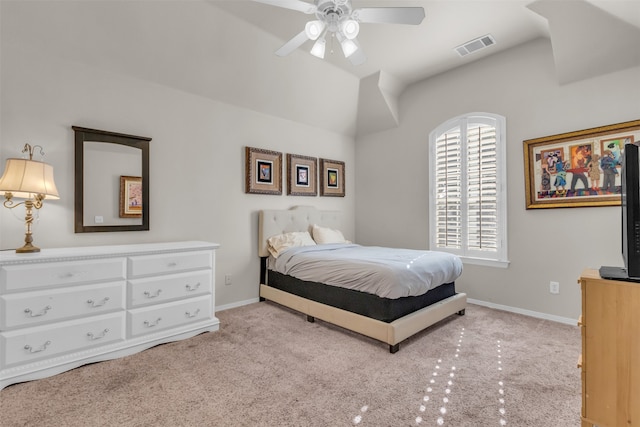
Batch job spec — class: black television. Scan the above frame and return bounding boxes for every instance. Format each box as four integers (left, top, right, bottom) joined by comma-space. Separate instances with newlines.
600, 142, 640, 282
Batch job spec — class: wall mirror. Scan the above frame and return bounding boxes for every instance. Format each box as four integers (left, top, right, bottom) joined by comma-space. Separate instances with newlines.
73, 126, 150, 233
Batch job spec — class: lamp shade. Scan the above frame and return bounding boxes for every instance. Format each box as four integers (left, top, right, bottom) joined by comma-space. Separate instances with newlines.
341, 20, 359, 40
0, 158, 60, 200
304, 20, 325, 41
340, 37, 358, 58
310, 36, 326, 59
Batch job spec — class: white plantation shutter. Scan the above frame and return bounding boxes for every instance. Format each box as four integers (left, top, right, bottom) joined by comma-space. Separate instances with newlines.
434, 129, 463, 249
467, 123, 498, 252
429, 114, 508, 266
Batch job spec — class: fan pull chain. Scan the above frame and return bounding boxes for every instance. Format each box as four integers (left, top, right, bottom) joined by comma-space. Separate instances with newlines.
329, 32, 336, 55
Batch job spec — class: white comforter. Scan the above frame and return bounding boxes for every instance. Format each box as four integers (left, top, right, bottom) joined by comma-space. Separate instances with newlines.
271, 244, 463, 299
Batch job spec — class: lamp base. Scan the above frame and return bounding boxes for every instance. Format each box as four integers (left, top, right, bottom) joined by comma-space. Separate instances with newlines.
16, 242, 40, 253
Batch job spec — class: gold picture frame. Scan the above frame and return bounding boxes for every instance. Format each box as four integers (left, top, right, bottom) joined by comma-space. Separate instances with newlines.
287, 153, 317, 196
523, 119, 640, 209
319, 158, 345, 197
119, 176, 142, 218
245, 146, 282, 195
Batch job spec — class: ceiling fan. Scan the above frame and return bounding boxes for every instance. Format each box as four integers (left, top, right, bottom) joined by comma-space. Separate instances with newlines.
253, 0, 425, 65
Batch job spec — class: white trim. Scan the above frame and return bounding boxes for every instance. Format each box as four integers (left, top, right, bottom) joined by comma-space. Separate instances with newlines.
460, 256, 510, 268
467, 298, 577, 325
216, 298, 260, 312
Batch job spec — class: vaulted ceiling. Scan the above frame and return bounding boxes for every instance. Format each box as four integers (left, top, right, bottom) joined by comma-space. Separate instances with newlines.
3, 1, 639, 138
215, 0, 640, 136
215, 0, 640, 86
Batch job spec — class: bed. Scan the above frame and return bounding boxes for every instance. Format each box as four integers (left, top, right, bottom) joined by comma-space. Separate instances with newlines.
258, 206, 467, 353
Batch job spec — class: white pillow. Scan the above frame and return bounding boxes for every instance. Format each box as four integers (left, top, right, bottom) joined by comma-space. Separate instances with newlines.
267, 231, 316, 258
312, 224, 351, 244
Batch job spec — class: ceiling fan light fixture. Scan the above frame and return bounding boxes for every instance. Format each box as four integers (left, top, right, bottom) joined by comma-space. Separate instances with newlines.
257, 0, 427, 66
341, 19, 359, 39
304, 20, 326, 40
310, 36, 326, 59
340, 37, 358, 58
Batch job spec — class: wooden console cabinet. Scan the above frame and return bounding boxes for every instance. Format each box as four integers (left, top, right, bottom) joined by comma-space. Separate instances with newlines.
578, 269, 639, 427
0, 241, 219, 390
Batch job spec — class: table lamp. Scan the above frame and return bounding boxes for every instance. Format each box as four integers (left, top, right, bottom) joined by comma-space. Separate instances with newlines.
0, 144, 59, 253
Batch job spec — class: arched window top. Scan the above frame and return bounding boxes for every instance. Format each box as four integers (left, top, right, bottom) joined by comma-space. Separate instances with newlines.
431, 112, 505, 139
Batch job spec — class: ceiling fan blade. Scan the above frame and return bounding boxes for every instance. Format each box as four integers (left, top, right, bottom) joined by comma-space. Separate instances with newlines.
252, 0, 317, 14
347, 39, 367, 66
353, 7, 425, 25
275, 30, 310, 56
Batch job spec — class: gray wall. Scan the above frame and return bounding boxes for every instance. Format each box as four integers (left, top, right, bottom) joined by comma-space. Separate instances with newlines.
355, 38, 640, 321
0, 1, 356, 309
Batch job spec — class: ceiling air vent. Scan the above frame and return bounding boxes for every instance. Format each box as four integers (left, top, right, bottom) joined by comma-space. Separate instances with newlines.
454, 34, 496, 57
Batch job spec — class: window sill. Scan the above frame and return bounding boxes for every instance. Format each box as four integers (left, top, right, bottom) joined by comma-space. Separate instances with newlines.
460, 256, 510, 269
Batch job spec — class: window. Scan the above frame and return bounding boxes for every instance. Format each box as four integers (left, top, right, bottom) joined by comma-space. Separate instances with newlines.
428, 113, 508, 267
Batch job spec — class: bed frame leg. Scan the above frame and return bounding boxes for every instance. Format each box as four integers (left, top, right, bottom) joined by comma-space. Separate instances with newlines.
389, 344, 400, 354
259, 257, 268, 303
306, 315, 315, 323
457, 309, 466, 316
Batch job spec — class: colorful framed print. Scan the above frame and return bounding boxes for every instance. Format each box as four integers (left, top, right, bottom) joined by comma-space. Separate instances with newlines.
119, 176, 143, 218
523, 119, 640, 209
287, 153, 317, 196
245, 147, 283, 195
320, 158, 345, 197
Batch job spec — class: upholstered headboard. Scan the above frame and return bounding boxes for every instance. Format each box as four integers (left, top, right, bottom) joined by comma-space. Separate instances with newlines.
258, 206, 342, 257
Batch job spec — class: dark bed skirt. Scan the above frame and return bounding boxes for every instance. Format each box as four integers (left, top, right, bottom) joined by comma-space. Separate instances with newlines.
265, 270, 456, 323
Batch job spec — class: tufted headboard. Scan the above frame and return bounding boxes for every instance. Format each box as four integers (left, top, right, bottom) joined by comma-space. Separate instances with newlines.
258, 206, 342, 257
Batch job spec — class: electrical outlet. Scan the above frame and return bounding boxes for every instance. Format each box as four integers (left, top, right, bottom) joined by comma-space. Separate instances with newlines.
224, 274, 232, 286
550, 281, 560, 294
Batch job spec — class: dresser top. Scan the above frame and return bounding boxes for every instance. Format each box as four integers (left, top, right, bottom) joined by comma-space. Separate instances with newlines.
0, 241, 219, 264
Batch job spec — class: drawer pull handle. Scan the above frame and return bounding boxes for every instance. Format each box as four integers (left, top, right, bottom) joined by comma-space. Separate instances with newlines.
167, 262, 178, 268
60, 271, 86, 279
185, 283, 201, 292
185, 309, 201, 318
24, 305, 52, 318
87, 297, 110, 308
24, 341, 51, 354
143, 290, 162, 299
144, 317, 162, 327
87, 328, 110, 341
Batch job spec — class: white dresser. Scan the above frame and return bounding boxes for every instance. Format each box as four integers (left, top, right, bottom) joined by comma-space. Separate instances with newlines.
0, 241, 220, 390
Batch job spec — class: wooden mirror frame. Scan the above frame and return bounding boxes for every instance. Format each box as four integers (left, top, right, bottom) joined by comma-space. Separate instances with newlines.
73, 126, 150, 233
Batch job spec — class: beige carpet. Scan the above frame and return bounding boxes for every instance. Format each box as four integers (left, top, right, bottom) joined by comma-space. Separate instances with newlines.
0, 302, 581, 427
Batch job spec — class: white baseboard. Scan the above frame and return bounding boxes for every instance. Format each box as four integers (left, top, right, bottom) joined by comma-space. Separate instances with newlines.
467, 298, 577, 326
216, 298, 260, 313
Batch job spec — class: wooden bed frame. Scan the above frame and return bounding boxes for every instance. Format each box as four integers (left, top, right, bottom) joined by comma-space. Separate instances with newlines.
258, 206, 467, 353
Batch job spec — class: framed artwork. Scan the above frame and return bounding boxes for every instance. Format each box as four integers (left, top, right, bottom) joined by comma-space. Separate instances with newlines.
287, 153, 317, 196
119, 176, 142, 218
320, 158, 345, 197
523, 119, 640, 209
245, 146, 282, 195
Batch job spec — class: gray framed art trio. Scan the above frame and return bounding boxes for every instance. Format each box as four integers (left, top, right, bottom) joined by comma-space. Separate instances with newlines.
245, 146, 345, 197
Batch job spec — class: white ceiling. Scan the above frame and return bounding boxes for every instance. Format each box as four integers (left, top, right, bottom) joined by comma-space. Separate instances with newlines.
212, 0, 640, 86
3, 0, 637, 137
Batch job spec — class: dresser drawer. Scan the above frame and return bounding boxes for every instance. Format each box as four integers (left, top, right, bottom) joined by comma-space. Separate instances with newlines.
128, 295, 212, 337
128, 271, 211, 308
1, 258, 126, 292
1, 312, 125, 367
0, 281, 125, 330
128, 251, 212, 278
